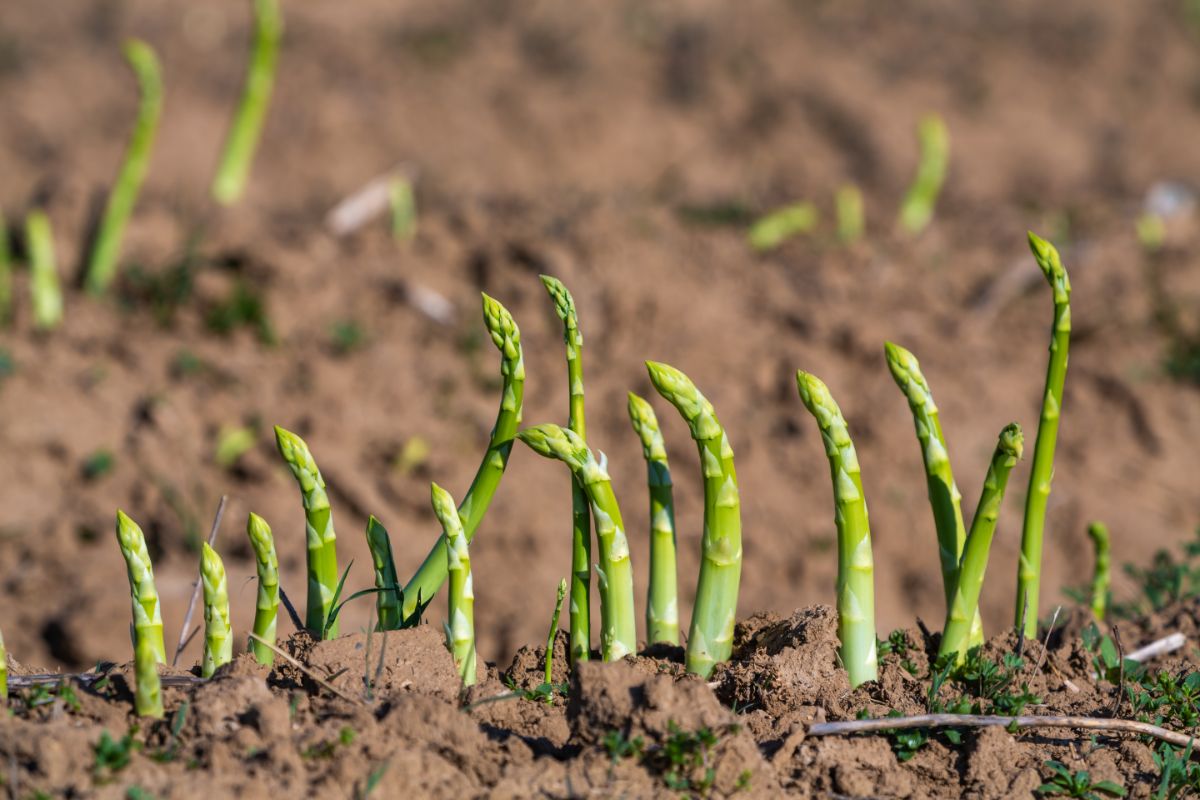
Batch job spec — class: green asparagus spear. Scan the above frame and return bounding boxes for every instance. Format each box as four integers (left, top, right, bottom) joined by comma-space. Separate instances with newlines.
627, 391, 679, 647
1087, 521, 1111, 622
546, 578, 567, 685
211, 0, 282, 205
0, 624, 7, 702
401, 294, 525, 621
836, 184, 864, 245
25, 211, 62, 331
115, 511, 166, 665
366, 516, 402, 631
85, 39, 162, 295
134, 626, 163, 718
938, 423, 1023, 663
200, 542, 232, 678
540, 275, 592, 665
898, 114, 949, 234
884, 342, 983, 647
246, 512, 279, 665
1015, 232, 1072, 637
517, 424, 637, 661
274, 426, 340, 638
390, 177, 417, 243
431, 483, 476, 687
795, 372, 877, 687
0, 210, 11, 325
646, 362, 741, 677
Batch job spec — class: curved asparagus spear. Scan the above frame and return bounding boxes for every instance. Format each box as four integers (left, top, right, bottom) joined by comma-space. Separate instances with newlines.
116, 511, 166, 664
25, 211, 62, 331
541, 275, 592, 665
517, 424, 637, 661
646, 362, 741, 677
366, 516, 402, 631
401, 294, 525, 620
431, 483, 476, 687
1015, 232, 1072, 637
884, 342, 983, 647
938, 423, 1023, 663
274, 426, 340, 638
1087, 521, 1111, 622
246, 513, 279, 665
0, 625, 7, 702
546, 578, 567, 685
200, 542, 232, 678
627, 391, 679, 647
796, 372, 877, 687
85, 39, 162, 295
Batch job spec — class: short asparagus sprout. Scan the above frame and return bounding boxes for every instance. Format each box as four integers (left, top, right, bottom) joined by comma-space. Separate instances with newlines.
211, 0, 283, 205
748, 202, 818, 252
366, 516, 402, 630
389, 177, 417, 242
0, 624, 7, 701
115, 510, 165, 717
897, 113, 949, 234
274, 425, 340, 638
1015, 231, 1072, 638
884, 342, 983, 647
646, 362, 741, 678
25, 211, 62, 331
85, 39, 162, 295
401, 293, 525, 622
517, 424, 637, 661
0, 210, 11, 324
546, 578, 567, 685
836, 184, 865, 244
540, 274, 592, 665
246, 513, 279, 665
431, 483, 476, 687
1087, 521, 1111, 622
938, 423, 1024, 663
795, 371, 877, 687
627, 391, 679, 647
200, 542, 232, 678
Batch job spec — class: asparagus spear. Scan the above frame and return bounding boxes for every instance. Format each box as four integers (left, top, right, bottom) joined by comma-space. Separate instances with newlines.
401, 293, 525, 620
0, 624, 7, 702
85, 39, 162, 295
431, 483, 476, 687
25, 211, 62, 331
540, 275, 592, 665
246, 512, 279, 665
1087, 521, 1111, 622
517, 424, 637, 661
1014, 231, 1072, 637
200, 542, 232, 678
938, 423, 1024, 663
134, 625, 163, 718
795, 372, 877, 687
366, 516, 402, 631
627, 391, 679, 647
836, 184, 864, 245
546, 578, 567, 685
115, 511, 166, 664
274, 426, 340, 638
646, 362, 741, 677
897, 113, 949, 234
884, 342, 983, 647
0, 210, 11, 325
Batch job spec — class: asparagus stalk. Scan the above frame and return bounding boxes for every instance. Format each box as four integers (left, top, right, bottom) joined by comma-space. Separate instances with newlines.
366, 516, 402, 630
836, 184, 864, 245
897, 113, 949, 234
516, 424, 637, 661
0, 624, 7, 702
0, 210, 11, 325
401, 293, 525, 620
627, 391, 679, 647
646, 362, 741, 678
25, 211, 62, 331
246, 512, 279, 665
85, 39, 162, 295
1087, 521, 1111, 622
200, 542, 232, 678
795, 372, 877, 687
115, 511, 167, 664
211, 0, 283, 205
431, 483, 476, 687
274, 426, 340, 638
134, 625, 163, 718
884, 342, 983, 647
540, 275, 592, 665
546, 578, 567, 685
1014, 231, 1072, 637
938, 423, 1024, 663
390, 177, 417, 243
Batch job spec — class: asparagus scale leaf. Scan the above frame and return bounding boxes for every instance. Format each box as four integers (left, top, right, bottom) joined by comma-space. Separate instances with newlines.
246, 512, 280, 665
628, 391, 679, 647
200, 542, 232, 678
431, 483, 476, 687
366, 516, 402, 631
1087, 521, 1111, 622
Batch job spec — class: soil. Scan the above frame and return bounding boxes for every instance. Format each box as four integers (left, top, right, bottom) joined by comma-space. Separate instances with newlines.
1, 0, 1200, 796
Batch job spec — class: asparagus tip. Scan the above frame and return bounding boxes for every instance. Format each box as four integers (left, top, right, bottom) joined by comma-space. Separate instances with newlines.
998, 422, 1024, 459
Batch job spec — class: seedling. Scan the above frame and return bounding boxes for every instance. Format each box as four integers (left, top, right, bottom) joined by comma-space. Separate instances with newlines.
1154, 741, 1200, 799
1036, 760, 1126, 799
81, 449, 116, 481
246, 513, 280, 664
897, 113, 949, 234
93, 730, 139, 781
602, 730, 644, 764
747, 202, 817, 252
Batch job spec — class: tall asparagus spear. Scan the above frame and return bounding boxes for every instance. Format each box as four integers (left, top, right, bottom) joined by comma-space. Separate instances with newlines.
401, 294, 525, 621
938, 423, 1023, 663
646, 362, 741, 678
796, 372, 877, 687
1015, 232, 1072, 637
0, 624, 7, 702
200, 542, 232, 678
246, 513, 279, 665
366, 516, 402, 630
25, 211, 62, 331
116, 511, 166, 665
274, 426, 340, 638
884, 342, 983, 647
1087, 521, 1111, 622
627, 391, 679, 647
431, 483, 476, 687
517, 424, 637, 661
540, 275, 592, 665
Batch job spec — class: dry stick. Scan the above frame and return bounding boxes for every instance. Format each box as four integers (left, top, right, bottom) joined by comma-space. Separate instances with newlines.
1034, 605, 1063, 672
1128, 632, 1187, 663
278, 587, 305, 632
9, 673, 205, 689
246, 633, 360, 704
173, 496, 228, 666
